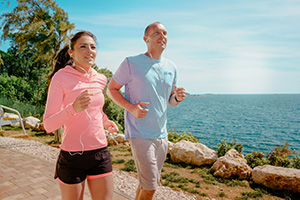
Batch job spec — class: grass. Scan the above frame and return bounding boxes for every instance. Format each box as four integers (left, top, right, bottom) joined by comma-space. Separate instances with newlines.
217, 192, 227, 197
0, 97, 44, 120
112, 159, 125, 164
2, 126, 23, 131
120, 159, 136, 172
161, 171, 206, 195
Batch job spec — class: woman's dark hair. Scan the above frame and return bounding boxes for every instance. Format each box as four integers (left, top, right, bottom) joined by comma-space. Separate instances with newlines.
49, 31, 97, 80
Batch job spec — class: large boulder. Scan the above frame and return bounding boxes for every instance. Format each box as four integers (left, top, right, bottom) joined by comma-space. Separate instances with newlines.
169, 140, 218, 166
167, 141, 174, 154
252, 165, 300, 194
33, 123, 45, 132
106, 132, 126, 145
211, 149, 252, 180
23, 116, 41, 129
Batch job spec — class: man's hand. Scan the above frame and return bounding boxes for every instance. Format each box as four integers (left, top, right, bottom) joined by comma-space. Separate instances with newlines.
73, 90, 94, 112
173, 85, 186, 102
130, 102, 149, 118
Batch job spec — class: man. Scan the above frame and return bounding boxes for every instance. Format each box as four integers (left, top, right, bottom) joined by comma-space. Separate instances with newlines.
107, 22, 186, 200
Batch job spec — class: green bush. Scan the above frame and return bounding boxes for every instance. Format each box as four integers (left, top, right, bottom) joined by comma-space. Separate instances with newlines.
0, 74, 35, 103
290, 154, 300, 169
245, 142, 299, 169
0, 97, 44, 119
245, 152, 270, 168
120, 159, 136, 172
103, 92, 125, 133
267, 142, 296, 168
217, 192, 227, 197
216, 139, 243, 157
168, 128, 199, 143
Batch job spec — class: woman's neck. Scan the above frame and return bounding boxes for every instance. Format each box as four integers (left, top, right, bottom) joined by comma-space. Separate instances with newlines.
74, 65, 91, 74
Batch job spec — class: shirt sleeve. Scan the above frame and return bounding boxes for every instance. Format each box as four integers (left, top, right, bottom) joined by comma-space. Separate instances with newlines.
172, 67, 178, 91
112, 58, 131, 86
43, 76, 77, 132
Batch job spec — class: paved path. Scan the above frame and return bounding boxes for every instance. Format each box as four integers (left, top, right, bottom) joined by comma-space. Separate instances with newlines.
0, 147, 132, 200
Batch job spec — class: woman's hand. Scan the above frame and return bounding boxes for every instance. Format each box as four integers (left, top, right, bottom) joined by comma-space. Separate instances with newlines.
103, 120, 119, 133
73, 90, 94, 112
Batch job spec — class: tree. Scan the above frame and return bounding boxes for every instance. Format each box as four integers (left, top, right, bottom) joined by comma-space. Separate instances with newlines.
0, 0, 75, 106
0, 0, 75, 64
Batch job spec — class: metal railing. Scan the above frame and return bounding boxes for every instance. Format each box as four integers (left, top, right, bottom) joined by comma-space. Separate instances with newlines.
0, 105, 27, 135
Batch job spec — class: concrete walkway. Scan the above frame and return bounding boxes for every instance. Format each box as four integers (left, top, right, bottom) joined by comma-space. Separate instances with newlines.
0, 147, 132, 200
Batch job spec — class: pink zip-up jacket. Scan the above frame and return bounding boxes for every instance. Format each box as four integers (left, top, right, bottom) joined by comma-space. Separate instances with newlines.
44, 65, 108, 151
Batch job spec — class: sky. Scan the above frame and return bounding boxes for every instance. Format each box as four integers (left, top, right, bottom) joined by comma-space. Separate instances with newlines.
0, 0, 300, 94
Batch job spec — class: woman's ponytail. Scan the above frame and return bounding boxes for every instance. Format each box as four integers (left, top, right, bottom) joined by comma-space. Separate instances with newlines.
49, 45, 72, 81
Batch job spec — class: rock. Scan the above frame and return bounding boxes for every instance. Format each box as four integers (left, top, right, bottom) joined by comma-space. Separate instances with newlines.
167, 141, 174, 154
252, 165, 300, 194
114, 133, 126, 143
33, 123, 45, 132
23, 116, 41, 129
169, 140, 218, 166
211, 149, 252, 179
106, 131, 127, 145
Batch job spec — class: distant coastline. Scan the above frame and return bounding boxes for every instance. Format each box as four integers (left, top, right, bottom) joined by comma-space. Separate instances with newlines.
186, 93, 300, 97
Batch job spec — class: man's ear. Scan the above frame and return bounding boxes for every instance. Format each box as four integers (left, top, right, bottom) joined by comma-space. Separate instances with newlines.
144, 36, 149, 43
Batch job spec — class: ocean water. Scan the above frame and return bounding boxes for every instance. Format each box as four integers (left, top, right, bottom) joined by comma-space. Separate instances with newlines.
167, 94, 300, 155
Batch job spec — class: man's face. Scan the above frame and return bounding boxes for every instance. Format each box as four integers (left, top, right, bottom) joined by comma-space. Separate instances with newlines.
145, 23, 168, 51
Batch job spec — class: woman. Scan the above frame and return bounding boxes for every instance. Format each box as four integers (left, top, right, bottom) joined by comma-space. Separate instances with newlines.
44, 31, 118, 200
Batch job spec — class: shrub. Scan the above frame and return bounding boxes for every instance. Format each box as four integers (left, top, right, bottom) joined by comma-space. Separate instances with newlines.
216, 139, 243, 157
168, 128, 199, 143
120, 159, 136, 172
290, 153, 300, 169
267, 142, 296, 167
0, 97, 44, 119
217, 192, 227, 197
112, 159, 125, 164
245, 152, 270, 168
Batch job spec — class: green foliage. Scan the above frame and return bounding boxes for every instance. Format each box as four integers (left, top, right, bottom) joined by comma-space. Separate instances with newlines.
0, 0, 75, 64
241, 188, 265, 198
217, 192, 227, 197
216, 139, 243, 157
245, 141, 299, 169
46, 139, 60, 145
103, 96, 124, 133
96, 67, 113, 81
161, 171, 206, 195
0, 96, 44, 118
111, 159, 125, 164
245, 152, 270, 168
290, 153, 300, 169
168, 128, 199, 143
120, 159, 136, 172
0, 73, 34, 103
267, 141, 296, 167
0, 0, 74, 108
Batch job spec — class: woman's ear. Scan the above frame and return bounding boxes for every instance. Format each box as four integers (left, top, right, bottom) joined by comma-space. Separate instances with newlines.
68, 49, 73, 57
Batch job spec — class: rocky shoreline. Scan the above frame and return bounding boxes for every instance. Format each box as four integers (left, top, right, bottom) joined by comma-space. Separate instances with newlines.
0, 136, 197, 200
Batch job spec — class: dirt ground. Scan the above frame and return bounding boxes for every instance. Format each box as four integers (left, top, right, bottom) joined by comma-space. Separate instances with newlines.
1, 129, 292, 200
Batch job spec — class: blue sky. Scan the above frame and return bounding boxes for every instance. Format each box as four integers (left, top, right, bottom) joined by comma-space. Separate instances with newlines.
1, 0, 300, 94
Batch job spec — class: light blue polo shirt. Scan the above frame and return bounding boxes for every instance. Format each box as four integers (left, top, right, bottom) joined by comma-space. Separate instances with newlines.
113, 54, 177, 140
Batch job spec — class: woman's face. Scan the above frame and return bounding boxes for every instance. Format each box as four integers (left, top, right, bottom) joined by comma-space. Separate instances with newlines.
70, 35, 97, 69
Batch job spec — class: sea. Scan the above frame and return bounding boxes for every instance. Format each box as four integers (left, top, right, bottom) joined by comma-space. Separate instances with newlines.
167, 94, 300, 155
